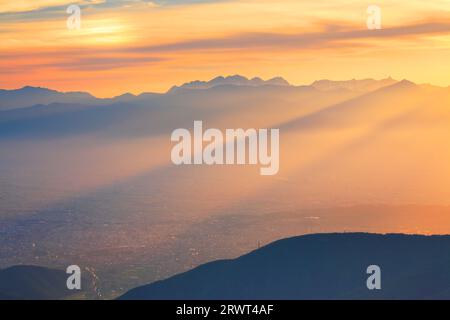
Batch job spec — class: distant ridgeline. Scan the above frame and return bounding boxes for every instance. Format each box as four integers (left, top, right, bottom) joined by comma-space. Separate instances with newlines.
120, 233, 450, 300
3, 233, 450, 300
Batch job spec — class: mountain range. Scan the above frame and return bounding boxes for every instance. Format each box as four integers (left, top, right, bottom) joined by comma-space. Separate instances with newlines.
120, 233, 450, 300
2, 75, 450, 298
0, 75, 399, 111
168, 75, 291, 93
0, 86, 98, 111
0, 75, 412, 140
1, 75, 450, 219
310, 77, 397, 92
4, 233, 450, 300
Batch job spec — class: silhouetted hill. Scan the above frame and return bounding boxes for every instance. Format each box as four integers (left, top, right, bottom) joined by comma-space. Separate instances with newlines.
0, 77, 412, 113
168, 75, 291, 93
0, 86, 98, 111
311, 77, 397, 92
0, 80, 360, 139
120, 233, 450, 300
0, 265, 94, 300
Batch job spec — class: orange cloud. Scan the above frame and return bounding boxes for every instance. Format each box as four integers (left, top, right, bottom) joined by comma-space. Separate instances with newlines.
1, 0, 450, 96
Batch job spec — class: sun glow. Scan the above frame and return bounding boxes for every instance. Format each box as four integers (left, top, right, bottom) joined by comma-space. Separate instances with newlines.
1, 0, 450, 95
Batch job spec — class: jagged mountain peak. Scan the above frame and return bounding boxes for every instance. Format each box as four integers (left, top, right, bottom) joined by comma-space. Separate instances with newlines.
310, 77, 398, 92
169, 75, 291, 93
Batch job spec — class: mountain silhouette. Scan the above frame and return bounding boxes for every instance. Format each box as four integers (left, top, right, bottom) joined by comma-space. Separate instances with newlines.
168, 75, 291, 93
2, 76, 449, 208
0, 77, 403, 139
0, 265, 75, 300
0, 86, 98, 111
0, 76, 398, 113
120, 233, 450, 300
2, 77, 450, 299
310, 77, 397, 92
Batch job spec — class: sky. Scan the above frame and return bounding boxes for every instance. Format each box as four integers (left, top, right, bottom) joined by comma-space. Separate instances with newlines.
1, 0, 450, 97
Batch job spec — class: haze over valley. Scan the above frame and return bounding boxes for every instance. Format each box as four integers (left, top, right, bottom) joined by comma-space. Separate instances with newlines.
1, 76, 450, 297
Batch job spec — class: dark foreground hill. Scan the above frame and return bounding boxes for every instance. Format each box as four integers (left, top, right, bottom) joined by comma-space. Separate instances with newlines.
120, 233, 450, 300
0, 265, 94, 300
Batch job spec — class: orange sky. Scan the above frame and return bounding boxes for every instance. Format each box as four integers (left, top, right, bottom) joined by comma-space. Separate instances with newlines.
1, 0, 450, 97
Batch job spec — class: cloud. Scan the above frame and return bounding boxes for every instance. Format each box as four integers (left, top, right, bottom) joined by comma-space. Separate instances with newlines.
0, 0, 224, 18
12, 55, 166, 71
122, 21, 450, 53
0, 1, 101, 14
152, 0, 224, 4
2, 20, 449, 71
51, 55, 166, 70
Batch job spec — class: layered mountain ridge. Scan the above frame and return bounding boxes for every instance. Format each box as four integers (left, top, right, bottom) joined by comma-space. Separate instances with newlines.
0, 76, 404, 111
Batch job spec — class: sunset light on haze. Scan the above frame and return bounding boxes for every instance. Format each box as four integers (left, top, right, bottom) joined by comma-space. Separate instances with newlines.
1, 0, 450, 97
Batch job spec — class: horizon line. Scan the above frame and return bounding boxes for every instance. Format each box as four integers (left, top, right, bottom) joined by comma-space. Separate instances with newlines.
3, 75, 449, 99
